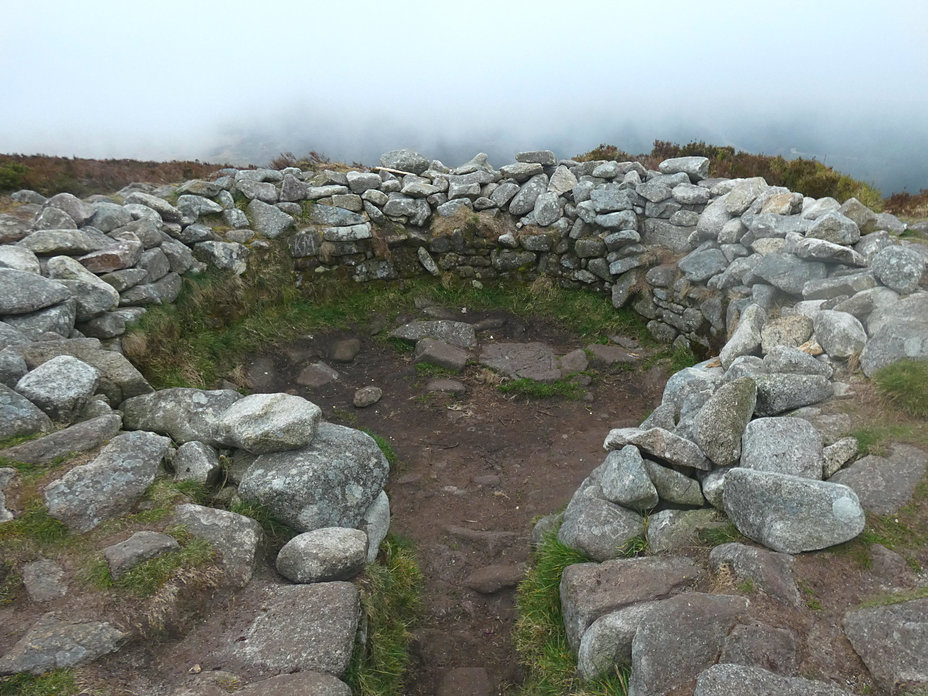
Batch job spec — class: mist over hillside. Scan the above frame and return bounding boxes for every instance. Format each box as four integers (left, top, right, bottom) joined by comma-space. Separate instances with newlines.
204, 112, 928, 197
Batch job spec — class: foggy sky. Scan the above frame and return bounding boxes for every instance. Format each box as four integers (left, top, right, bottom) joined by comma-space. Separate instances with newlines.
2, 0, 927, 194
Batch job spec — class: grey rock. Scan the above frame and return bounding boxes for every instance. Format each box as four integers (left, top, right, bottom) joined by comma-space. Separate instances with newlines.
658, 156, 710, 181
415, 338, 468, 372
380, 148, 429, 175
275, 527, 368, 583
595, 210, 638, 230
117, 271, 182, 307
762, 345, 832, 378
0, 413, 121, 464
464, 563, 526, 594
353, 386, 383, 409
309, 204, 364, 225
693, 377, 757, 467
390, 320, 476, 348
806, 211, 860, 245
693, 663, 852, 696
0, 268, 70, 315
843, 598, 928, 695
296, 361, 340, 388
19, 227, 113, 255
43, 431, 170, 532
0, 245, 40, 273
11, 189, 46, 204
0, 613, 125, 675
0, 382, 53, 440
508, 174, 549, 216
78, 240, 143, 274
22, 559, 68, 602
643, 458, 705, 506
172, 441, 221, 485
0, 347, 27, 387
813, 310, 867, 359
5, 298, 76, 339
696, 195, 732, 240
103, 531, 180, 579
722, 468, 865, 553
559, 555, 703, 651
741, 417, 823, 479
603, 427, 711, 471
709, 542, 801, 606
829, 444, 926, 515
227, 582, 359, 677
871, 244, 925, 294
533, 192, 561, 226
346, 171, 382, 194
646, 508, 726, 553
792, 235, 867, 266
822, 436, 859, 478
176, 194, 222, 219
193, 241, 249, 274
661, 366, 721, 419
123, 191, 182, 222
558, 495, 644, 561
15, 355, 100, 423
233, 672, 352, 696
174, 504, 263, 588
215, 393, 321, 454
500, 162, 545, 182
515, 150, 556, 166
121, 388, 242, 445
720, 303, 766, 369
679, 248, 728, 282
838, 197, 878, 233
577, 602, 662, 679
246, 199, 293, 239
548, 165, 578, 195
235, 178, 278, 203
753, 373, 834, 416
629, 593, 749, 696
672, 183, 710, 205
239, 423, 389, 532
360, 490, 390, 562
833, 286, 899, 322
719, 623, 800, 675
752, 253, 827, 295
43, 193, 92, 225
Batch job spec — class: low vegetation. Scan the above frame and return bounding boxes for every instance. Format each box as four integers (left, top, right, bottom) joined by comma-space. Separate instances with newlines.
0, 670, 80, 696
514, 530, 632, 695
344, 535, 423, 696
498, 377, 585, 401
873, 359, 928, 418
576, 140, 883, 210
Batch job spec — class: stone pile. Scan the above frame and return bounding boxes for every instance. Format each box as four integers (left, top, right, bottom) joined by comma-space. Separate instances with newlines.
1, 146, 926, 693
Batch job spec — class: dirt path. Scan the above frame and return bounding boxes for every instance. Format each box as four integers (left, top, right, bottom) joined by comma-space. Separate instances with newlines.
251, 309, 668, 694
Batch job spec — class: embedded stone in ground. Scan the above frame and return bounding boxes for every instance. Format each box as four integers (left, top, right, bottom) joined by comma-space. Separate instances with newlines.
225, 582, 359, 677
21, 559, 68, 602
103, 531, 181, 580
478, 342, 562, 382
693, 663, 853, 695
0, 613, 126, 675
828, 444, 927, 515
173, 504, 263, 588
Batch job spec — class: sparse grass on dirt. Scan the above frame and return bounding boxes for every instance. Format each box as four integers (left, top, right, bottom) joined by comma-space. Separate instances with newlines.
344, 535, 424, 696
125, 243, 652, 390
498, 377, 585, 401
513, 530, 630, 695
362, 429, 400, 471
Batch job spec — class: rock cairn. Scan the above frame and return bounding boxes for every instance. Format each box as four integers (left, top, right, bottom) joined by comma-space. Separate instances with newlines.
1, 147, 926, 693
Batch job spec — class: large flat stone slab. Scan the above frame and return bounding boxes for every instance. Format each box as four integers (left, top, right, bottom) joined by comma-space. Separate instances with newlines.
830, 444, 926, 515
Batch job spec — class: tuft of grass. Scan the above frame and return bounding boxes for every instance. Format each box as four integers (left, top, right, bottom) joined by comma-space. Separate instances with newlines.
228, 499, 298, 552
0, 560, 22, 606
386, 337, 414, 353
737, 579, 756, 594
798, 580, 823, 611
873, 359, 928, 418
619, 535, 649, 557
0, 501, 69, 548
851, 424, 917, 456
81, 530, 214, 598
414, 362, 457, 378
0, 670, 79, 696
513, 530, 631, 694
498, 378, 584, 401
362, 430, 400, 471
344, 535, 423, 696
697, 521, 744, 548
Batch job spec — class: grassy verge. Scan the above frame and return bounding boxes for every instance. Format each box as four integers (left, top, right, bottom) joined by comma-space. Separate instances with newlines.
873, 359, 928, 418
0, 670, 80, 696
513, 531, 630, 695
344, 535, 423, 696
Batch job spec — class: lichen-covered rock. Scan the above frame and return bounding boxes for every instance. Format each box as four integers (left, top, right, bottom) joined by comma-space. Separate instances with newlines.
558, 495, 645, 561
172, 441, 221, 485
103, 531, 180, 579
599, 445, 659, 512
121, 388, 242, 444
813, 310, 867, 359
694, 664, 853, 696
720, 304, 766, 369
0, 613, 125, 675
870, 244, 925, 294
43, 431, 171, 532
741, 417, 823, 479
0, 268, 70, 315
603, 427, 711, 471
275, 527, 368, 583
723, 468, 865, 553
238, 423, 389, 532
693, 377, 757, 467
0, 382, 53, 440
753, 373, 833, 416
15, 355, 99, 424
214, 393, 321, 454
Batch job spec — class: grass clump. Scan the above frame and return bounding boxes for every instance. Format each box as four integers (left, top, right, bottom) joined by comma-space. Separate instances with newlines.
414, 362, 457, 378
344, 535, 423, 696
0, 501, 69, 549
498, 378, 584, 401
873, 359, 928, 418
513, 530, 630, 695
82, 529, 215, 598
0, 669, 79, 696
697, 522, 744, 548
856, 585, 928, 609
228, 499, 297, 551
